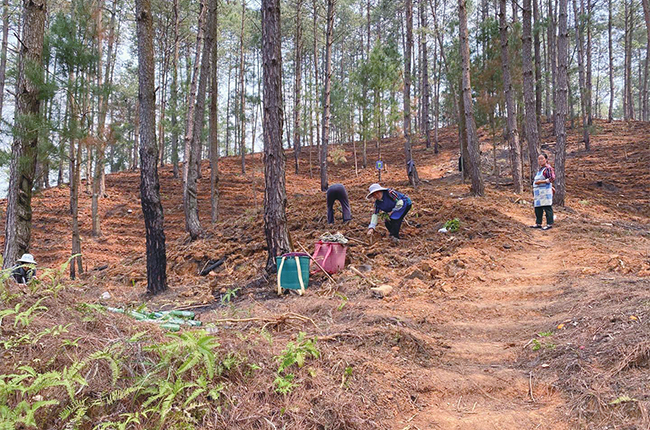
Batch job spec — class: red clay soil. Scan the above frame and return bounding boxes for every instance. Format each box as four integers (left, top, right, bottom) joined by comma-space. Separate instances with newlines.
1, 119, 649, 429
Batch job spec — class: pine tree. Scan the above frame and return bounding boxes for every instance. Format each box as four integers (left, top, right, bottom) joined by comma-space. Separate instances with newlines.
262, 0, 291, 272
3, 0, 47, 270
458, 0, 484, 196
136, 0, 167, 294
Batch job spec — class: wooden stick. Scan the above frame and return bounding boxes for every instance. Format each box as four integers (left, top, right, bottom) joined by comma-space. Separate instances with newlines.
346, 237, 368, 246
296, 242, 337, 284
349, 266, 378, 287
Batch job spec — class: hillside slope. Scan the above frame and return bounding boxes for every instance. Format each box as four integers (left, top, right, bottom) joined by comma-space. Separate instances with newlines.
1, 120, 648, 429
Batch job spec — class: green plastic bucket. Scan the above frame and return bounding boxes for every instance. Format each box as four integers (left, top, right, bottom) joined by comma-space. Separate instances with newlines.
276, 253, 310, 293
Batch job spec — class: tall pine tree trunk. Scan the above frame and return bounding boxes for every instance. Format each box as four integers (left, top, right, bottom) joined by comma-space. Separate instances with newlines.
500, 0, 523, 193
404, 0, 419, 187
183, 0, 206, 183
92, 0, 105, 237
210, 5, 220, 224
3, 0, 46, 270
239, 0, 246, 174
523, 0, 541, 181
572, 0, 590, 149
171, 0, 180, 177
548, 0, 557, 125
293, 0, 303, 174
136, 0, 167, 294
554, 0, 569, 206
0, 0, 10, 121
459, 0, 484, 196
419, 0, 432, 150
584, 0, 592, 126
608, 0, 614, 121
320, 0, 334, 191
262, 0, 291, 272
99, 0, 118, 197
185, 0, 217, 240
642, 0, 650, 120
533, 0, 542, 126
68, 72, 82, 279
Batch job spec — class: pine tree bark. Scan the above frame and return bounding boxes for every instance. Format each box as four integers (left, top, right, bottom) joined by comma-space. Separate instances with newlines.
136, 0, 167, 294
548, 0, 557, 125
572, 0, 590, 149
608, 0, 614, 121
433, 31, 439, 153
183, 0, 206, 183
642, 0, 650, 120
69, 73, 82, 279
171, 0, 180, 177
623, 0, 634, 120
262, 0, 291, 272
533, 0, 542, 126
554, 0, 569, 206
185, 0, 217, 240
320, 0, 334, 191
91, 0, 105, 237
363, 0, 370, 166
419, 0, 432, 150
3, 0, 46, 270
584, 0, 592, 126
210, 5, 220, 224
404, 0, 419, 187
0, 0, 10, 121
626, 0, 635, 120
239, 0, 246, 174
459, 0, 484, 196
523, 0, 541, 181
133, 99, 139, 170
500, 0, 523, 193
99, 0, 117, 197
293, 0, 303, 174
312, 0, 321, 163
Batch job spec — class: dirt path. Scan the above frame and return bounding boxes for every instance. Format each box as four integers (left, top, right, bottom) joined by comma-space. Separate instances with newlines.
397, 209, 570, 429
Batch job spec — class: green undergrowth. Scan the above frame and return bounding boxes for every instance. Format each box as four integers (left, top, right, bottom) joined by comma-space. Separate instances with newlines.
0, 260, 320, 429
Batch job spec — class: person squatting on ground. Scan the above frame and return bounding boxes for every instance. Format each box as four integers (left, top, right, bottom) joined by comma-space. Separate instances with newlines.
366, 184, 412, 244
11, 253, 37, 284
326, 183, 352, 224
531, 153, 555, 230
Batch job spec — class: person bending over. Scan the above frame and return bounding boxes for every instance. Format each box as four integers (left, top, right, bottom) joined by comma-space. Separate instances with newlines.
12, 253, 37, 284
326, 183, 352, 224
366, 183, 412, 244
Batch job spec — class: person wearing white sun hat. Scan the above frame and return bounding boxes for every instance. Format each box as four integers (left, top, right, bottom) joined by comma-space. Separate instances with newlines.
366, 183, 412, 244
12, 253, 37, 284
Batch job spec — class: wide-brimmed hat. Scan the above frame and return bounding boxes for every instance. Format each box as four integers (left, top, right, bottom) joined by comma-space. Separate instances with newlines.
17, 253, 36, 265
366, 183, 389, 199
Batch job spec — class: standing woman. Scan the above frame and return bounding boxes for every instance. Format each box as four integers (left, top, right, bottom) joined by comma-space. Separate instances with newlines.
531, 153, 555, 230
366, 184, 412, 244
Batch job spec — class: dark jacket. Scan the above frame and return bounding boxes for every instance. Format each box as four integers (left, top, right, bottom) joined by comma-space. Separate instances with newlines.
12, 266, 36, 284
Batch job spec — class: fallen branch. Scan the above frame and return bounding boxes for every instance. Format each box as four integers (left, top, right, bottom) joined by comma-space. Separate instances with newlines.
213, 312, 319, 330
316, 332, 363, 342
200, 257, 227, 276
